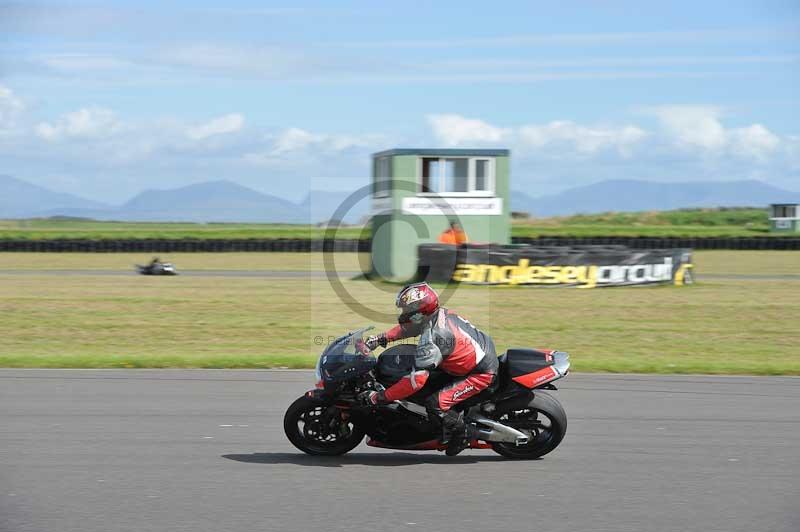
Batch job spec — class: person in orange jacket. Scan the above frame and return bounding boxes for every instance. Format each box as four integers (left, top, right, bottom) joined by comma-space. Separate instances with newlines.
438, 221, 468, 245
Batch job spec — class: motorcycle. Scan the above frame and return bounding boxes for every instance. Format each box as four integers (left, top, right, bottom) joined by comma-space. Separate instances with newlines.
284, 326, 570, 459
136, 262, 178, 275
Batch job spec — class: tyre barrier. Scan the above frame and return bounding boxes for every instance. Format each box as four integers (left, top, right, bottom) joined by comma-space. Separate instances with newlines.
0, 236, 797, 252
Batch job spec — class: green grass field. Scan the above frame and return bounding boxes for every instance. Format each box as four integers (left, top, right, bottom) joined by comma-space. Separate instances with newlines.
0, 208, 786, 239
0, 252, 368, 272
0, 251, 798, 374
512, 207, 779, 237
0, 219, 367, 240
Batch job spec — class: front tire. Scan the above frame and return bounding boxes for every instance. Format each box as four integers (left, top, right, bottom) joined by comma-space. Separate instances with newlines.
283, 396, 365, 456
491, 392, 567, 460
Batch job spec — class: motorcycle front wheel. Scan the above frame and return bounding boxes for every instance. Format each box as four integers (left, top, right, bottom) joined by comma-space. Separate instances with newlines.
491, 391, 567, 460
283, 396, 365, 456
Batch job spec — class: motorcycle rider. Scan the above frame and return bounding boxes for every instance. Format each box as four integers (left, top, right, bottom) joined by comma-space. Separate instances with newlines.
362, 282, 498, 456
148, 257, 162, 272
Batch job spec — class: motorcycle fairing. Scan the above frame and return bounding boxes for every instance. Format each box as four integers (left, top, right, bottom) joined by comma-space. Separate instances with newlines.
351, 402, 439, 447
512, 365, 560, 388
503, 348, 570, 390
504, 348, 554, 375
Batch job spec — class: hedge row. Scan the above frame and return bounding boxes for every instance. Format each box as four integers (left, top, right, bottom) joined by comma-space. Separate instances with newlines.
0, 239, 370, 252
511, 236, 800, 250
0, 236, 797, 252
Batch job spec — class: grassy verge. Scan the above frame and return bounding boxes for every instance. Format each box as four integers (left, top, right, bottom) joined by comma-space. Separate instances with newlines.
0, 252, 370, 272
511, 224, 775, 237
0, 250, 796, 275
694, 250, 800, 276
0, 251, 797, 374
1, 208, 790, 239
0, 219, 367, 240
512, 207, 777, 237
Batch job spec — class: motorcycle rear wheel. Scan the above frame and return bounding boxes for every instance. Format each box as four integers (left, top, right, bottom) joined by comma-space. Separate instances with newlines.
284, 396, 365, 456
491, 392, 567, 460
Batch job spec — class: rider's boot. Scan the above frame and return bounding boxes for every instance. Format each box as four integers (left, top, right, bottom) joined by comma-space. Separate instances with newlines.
442, 410, 468, 457
426, 397, 469, 456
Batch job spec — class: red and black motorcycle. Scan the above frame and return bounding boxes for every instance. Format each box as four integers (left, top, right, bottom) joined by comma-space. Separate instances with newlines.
284, 327, 570, 459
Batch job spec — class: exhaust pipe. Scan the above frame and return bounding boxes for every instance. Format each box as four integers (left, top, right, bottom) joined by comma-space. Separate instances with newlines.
469, 415, 529, 446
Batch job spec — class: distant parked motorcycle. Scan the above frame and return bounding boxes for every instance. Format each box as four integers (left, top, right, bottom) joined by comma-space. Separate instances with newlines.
284, 326, 570, 459
135, 261, 178, 275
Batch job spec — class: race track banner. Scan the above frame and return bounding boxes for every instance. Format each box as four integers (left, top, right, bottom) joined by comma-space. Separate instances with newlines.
418, 244, 693, 287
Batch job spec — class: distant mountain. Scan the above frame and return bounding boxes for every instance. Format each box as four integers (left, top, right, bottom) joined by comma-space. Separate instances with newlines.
117, 180, 304, 222
4, 175, 796, 223
0, 175, 109, 218
3, 177, 370, 223
11, 179, 313, 223
511, 179, 796, 217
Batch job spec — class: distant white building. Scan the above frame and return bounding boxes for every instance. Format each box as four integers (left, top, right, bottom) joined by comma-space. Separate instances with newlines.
769, 203, 800, 233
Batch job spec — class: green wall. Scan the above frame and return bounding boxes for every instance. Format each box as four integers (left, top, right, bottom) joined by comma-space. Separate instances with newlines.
770, 219, 800, 232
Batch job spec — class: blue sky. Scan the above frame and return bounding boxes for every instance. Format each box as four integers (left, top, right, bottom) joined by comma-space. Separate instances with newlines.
1, 0, 798, 204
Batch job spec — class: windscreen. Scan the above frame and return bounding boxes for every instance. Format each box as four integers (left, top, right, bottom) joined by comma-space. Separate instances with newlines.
316, 326, 374, 384
321, 326, 373, 358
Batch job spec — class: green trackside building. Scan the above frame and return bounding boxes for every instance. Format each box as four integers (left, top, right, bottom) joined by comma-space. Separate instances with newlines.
369, 148, 511, 281
769, 203, 800, 233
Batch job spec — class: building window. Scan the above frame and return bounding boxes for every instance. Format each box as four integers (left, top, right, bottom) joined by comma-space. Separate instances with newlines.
419, 157, 494, 196
373, 157, 391, 197
444, 158, 469, 193
475, 159, 490, 191
773, 205, 797, 218
421, 158, 441, 193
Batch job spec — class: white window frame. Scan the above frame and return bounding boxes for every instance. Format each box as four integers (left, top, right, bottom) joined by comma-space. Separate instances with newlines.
417, 156, 495, 197
471, 158, 495, 195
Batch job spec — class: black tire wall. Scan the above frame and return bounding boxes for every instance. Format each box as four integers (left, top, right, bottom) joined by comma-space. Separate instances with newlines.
0, 236, 797, 252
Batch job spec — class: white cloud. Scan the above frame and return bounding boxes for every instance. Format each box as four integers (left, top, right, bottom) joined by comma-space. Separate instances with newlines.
270, 127, 320, 154
647, 105, 783, 162
36, 107, 121, 141
729, 124, 780, 162
270, 127, 381, 155
243, 127, 385, 166
4, 98, 795, 200
30, 108, 247, 163
0, 84, 25, 133
186, 113, 244, 140
519, 121, 647, 156
427, 113, 646, 157
648, 105, 727, 152
427, 114, 510, 146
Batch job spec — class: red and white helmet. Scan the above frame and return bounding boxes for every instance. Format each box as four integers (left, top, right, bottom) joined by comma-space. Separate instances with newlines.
396, 282, 439, 324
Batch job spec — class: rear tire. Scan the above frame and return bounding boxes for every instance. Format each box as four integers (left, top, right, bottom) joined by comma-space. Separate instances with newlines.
283, 396, 365, 456
491, 392, 567, 460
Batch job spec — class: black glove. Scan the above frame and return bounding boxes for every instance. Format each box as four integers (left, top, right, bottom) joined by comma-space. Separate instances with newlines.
364, 334, 388, 351
359, 390, 386, 406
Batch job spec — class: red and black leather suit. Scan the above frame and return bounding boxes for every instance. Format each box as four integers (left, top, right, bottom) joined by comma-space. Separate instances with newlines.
378, 307, 498, 417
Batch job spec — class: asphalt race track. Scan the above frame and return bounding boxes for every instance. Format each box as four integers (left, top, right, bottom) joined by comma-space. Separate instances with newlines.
1, 370, 798, 532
